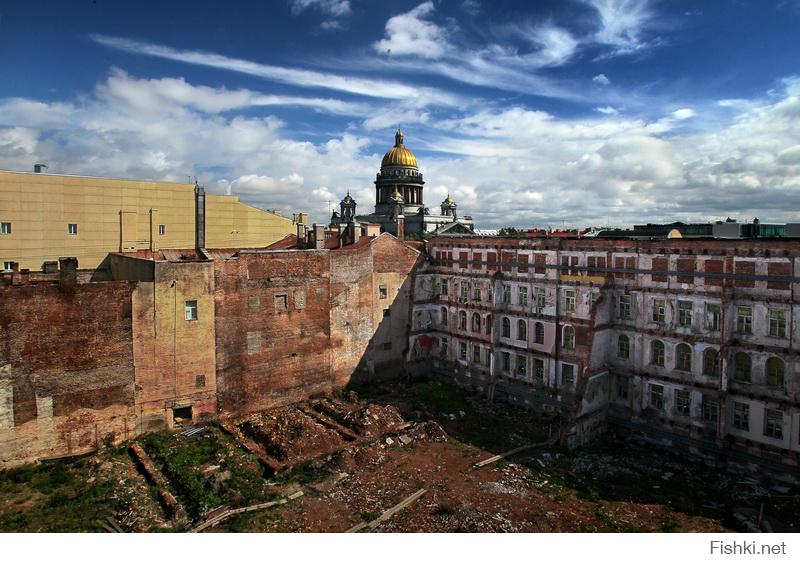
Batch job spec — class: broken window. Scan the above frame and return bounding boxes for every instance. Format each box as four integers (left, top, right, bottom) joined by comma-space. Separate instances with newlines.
733, 402, 749, 431
379, 285, 388, 299
184, 300, 198, 321
768, 309, 787, 338
650, 340, 665, 367
195, 374, 205, 388
675, 343, 692, 372
440, 307, 448, 327
472, 313, 481, 332
439, 278, 449, 296
736, 306, 752, 334
274, 293, 288, 312
561, 364, 575, 386
501, 317, 511, 338
702, 397, 718, 423
516, 355, 527, 378
563, 325, 575, 349
703, 348, 720, 377
618, 334, 630, 359
563, 288, 576, 312
533, 358, 545, 382
459, 310, 467, 330
246, 331, 262, 354
534, 287, 545, 313
518, 286, 528, 307
473, 345, 481, 363
517, 319, 527, 341
649, 384, 664, 409
704, 303, 720, 331
248, 295, 261, 312
459, 341, 467, 360
675, 389, 691, 416
172, 406, 192, 428
501, 351, 511, 373
440, 338, 448, 357
733, 351, 751, 382
485, 314, 492, 335
766, 357, 785, 388
652, 298, 665, 323
473, 284, 481, 301
618, 294, 633, 320
534, 322, 544, 344
460, 281, 469, 299
502, 284, 511, 304
764, 408, 783, 439
678, 301, 692, 327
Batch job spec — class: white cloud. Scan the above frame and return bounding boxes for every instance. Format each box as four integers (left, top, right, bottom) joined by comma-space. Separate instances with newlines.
373, 2, 450, 59
592, 73, 611, 86
582, 0, 654, 56
595, 105, 618, 115
672, 108, 696, 120
289, 0, 351, 17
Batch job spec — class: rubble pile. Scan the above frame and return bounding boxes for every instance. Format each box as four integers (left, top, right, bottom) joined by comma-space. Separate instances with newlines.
313, 398, 404, 437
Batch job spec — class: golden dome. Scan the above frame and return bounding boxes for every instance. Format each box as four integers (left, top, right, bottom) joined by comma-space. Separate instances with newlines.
444, 193, 454, 204
381, 129, 418, 168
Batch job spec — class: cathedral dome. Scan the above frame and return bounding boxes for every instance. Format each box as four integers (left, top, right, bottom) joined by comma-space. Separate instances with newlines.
381, 129, 418, 168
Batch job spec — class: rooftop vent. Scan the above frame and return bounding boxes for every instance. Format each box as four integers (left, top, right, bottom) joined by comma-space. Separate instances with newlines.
34, 163, 48, 173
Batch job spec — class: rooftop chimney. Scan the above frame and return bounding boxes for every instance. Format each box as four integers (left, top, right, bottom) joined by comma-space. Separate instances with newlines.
296, 222, 305, 248
350, 222, 360, 245
396, 214, 405, 242
34, 163, 48, 174
59, 257, 78, 286
313, 224, 325, 250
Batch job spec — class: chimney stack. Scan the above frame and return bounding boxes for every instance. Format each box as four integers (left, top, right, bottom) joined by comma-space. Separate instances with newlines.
58, 257, 78, 286
350, 222, 360, 245
313, 224, 325, 250
396, 214, 405, 242
296, 222, 305, 248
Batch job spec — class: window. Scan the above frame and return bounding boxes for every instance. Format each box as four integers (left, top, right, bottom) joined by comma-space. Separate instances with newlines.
501, 351, 511, 372
675, 389, 691, 416
158, 224, 166, 236
379, 285, 388, 299
460, 281, 469, 299
517, 319, 527, 341
564, 288, 576, 312
473, 285, 481, 301
764, 408, 784, 439
736, 306, 752, 334
563, 325, 575, 349
246, 331, 262, 354
439, 278, 449, 297
676, 343, 692, 372
617, 334, 630, 359
473, 345, 481, 363
195, 374, 206, 388
518, 286, 528, 307
678, 301, 692, 327
652, 298, 665, 323
702, 397, 718, 423
440, 338, 448, 357
502, 284, 511, 304
615, 375, 629, 400
768, 309, 787, 338
459, 310, 467, 330
534, 322, 544, 344
533, 358, 545, 381
534, 287, 545, 313
472, 313, 481, 332
516, 355, 527, 378
733, 352, 751, 382
766, 357, 785, 388
184, 300, 198, 321
459, 341, 468, 360
618, 294, 633, 320
733, 402, 749, 431
561, 364, 575, 386
703, 348, 720, 377
501, 317, 511, 338
3, 261, 13, 271
68, 223, 78, 235
274, 294, 288, 312
488, 284, 493, 303
440, 307, 448, 327
651, 340, 665, 367
649, 384, 664, 409
0, 222, 10, 235
485, 314, 492, 335
705, 303, 720, 331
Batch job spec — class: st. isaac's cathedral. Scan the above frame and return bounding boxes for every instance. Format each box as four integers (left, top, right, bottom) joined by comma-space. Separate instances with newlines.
330, 130, 475, 236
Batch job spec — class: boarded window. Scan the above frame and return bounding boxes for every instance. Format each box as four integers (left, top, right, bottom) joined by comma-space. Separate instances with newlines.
294, 290, 306, 310
651, 257, 668, 282
274, 294, 288, 312
248, 296, 261, 312
195, 374, 206, 388
734, 260, 755, 288
471, 252, 482, 270
246, 331, 262, 354
487, 252, 498, 272
459, 251, 468, 269
518, 254, 529, 273
767, 261, 791, 290
677, 258, 694, 284
704, 259, 724, 286
625, 257, 636, 280
501, 251, 513, 272
534, 253, 546, 274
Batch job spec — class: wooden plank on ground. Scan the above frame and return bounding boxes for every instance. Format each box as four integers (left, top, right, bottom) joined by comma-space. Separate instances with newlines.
345, 488, 427, 532
473, 439, 554, 469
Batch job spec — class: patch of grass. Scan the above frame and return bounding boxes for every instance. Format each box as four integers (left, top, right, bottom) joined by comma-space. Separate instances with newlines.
660, 513, 682, 532
360, 510, 380, 522
432, 503, 457, 516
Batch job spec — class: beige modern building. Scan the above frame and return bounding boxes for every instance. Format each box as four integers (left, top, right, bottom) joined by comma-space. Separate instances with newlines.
0, 169, 298, 271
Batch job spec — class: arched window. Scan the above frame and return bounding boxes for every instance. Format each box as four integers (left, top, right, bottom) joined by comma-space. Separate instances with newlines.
485, 314, 492, 335
676, 343, 692, 372
618, 334, 630, 359
501, 317, 511, 338
703, 348, 720, 377
518, 319, 527, 341
534, 322, 545, 344
733, 351, 751, 382
440, 307, 448, 327
651, 340, 665, 367
563, 325, 575, 349
766, 357, 785, 388
459, 310, 467, 330
472, 312, 481, 332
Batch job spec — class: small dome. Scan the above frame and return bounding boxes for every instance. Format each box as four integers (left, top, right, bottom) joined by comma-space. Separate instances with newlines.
391, 189, 404, 200
342, 192, 354, 203
443, 193, 455, 205
381, 129, 418, 168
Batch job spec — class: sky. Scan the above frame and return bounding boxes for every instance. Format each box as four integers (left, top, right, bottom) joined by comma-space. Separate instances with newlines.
1, 0, 800, 229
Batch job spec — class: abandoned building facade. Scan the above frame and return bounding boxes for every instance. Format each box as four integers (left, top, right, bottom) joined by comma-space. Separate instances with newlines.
408, 237, 800, 472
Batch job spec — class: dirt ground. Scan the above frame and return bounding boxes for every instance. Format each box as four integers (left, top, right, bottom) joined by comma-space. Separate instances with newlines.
1, 379, 795, 533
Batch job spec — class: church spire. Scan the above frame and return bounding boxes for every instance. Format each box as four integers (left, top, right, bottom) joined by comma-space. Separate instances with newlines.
394, 128, 404, 147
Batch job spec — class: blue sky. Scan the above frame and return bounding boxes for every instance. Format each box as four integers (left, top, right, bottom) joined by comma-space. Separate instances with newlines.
1, 0, 800, 228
